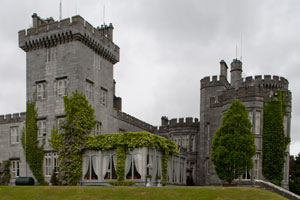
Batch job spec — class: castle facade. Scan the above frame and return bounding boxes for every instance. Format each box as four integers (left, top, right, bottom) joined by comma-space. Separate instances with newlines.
0, 14, 291, 187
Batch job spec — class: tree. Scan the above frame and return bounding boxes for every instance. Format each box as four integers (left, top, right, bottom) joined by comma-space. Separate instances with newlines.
262, 91, 290, 185
289, 153, 300, 195
50, 90, 96, 185
211, 99, 256, 183
21, 99, 46, 185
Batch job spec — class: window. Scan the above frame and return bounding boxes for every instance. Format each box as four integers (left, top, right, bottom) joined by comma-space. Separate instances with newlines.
248, 111, 253, 133
44, 153, 51, 176
37, 83, 46, 100
253, 152, 260, 179
46, 47, 57, 63
94, 52, 101, 70
182, 135, 189, 150
11, 160, 20, 178
103, 153, 117, 180
255, 111, 261, 135
100, 88, 107, 106
94, 122, 101, 135
10, 127, 19, 145
191, 135, 196, 152
86, 82, 94, 100
53, 153, 58, 173
37, 120, 47, 137
242, 166, 251, 180
56, 117, 65, 133
173, 136, 181, 146
57, 79, 68, 97
284, 116, 288, 136
126, 150, 143, 180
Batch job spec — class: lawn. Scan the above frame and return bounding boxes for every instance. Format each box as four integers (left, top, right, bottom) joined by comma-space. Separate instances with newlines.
0, 186, 287, 200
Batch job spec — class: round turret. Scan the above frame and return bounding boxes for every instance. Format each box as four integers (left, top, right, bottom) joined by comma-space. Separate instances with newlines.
230, 59, 243, 88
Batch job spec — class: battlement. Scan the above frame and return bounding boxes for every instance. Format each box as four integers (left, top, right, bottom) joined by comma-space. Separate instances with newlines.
210, 84, 292, 108
18, 13, 119, 64
158, 117, 199, 133
242, 75, 289, 90
0, 112, 26, 124
200, 75, 229, 89
115, 111, 158, 133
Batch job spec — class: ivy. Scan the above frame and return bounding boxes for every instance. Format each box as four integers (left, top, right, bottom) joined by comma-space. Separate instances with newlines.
262, 90, 290, 185
0, 160, 11, 185
49, 91, 96, 185
86, 132, 178, 184
21, 99, 46, 185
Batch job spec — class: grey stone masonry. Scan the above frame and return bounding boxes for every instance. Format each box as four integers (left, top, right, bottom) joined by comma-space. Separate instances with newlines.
198, 59, 291, 189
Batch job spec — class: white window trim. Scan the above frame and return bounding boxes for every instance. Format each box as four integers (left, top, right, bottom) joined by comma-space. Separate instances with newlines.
11, 160, 20, 178
10, 127, 20, 145
37, 83, 46, 100
37, 120, 47, 137
57, 79, 68, 97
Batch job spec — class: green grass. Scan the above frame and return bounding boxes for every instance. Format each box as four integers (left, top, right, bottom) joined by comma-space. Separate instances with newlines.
0, 186, 287, 200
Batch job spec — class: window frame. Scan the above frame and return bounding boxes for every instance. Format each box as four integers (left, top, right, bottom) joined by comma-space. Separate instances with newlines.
10, 126, 19, 145
11, 160, 20, 178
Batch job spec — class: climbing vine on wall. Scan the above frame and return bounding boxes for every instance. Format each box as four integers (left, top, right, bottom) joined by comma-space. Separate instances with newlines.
0, 160, 11, 185
86, 132, 178, 185
262, 90, 290, 186
50, 90, 96, 185
21, 99, 46, 185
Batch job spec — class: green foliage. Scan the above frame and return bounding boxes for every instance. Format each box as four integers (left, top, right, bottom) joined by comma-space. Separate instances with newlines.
107, 180, 135, 186
116, 147, 128, 181
211, 99, 256, 183
0, 160, 11, 185
50, 171, 59, 186
21, 99, 46, 185
262, 91, 290, 186
289, 153, 300, 195
50, 91, 96, 185
161, 153, 168, 185
86, 132, 178, 184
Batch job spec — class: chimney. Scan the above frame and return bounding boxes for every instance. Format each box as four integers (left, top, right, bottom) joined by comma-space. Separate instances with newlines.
161, 116, 169, 127
220, 60, 228, 80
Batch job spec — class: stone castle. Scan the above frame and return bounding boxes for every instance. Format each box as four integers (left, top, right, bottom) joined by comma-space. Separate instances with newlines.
0, 14, 291, 187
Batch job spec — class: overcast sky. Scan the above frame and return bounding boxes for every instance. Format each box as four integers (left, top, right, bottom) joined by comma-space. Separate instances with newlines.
0, 0, 299, 155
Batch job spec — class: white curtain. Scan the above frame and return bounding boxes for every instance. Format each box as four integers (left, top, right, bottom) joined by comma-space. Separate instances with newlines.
183, 160, 187, 184
152, 155, 157, 178
113, 154, 117, 171
102, 155, 109, 178
125, 154, 132, 178
82, 156, 90, 178
133, 153, 142, 178
92, 155, 99, 179
157, 154, 162, 177
168, 157, 172, 182
176, 158, 180, 183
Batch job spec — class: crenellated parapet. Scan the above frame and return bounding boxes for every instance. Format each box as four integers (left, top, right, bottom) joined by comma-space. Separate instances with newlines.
242, 75, 289, 90
200, 75, 230, 89
209, 84, 291, 108
18, 13, 119, 64
158, 117, 199, 133
0, 112, 26, 124
115, 111, 158, 133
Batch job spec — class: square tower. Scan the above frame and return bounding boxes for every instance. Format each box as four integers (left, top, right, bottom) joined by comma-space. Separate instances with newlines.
18, 14, 120, 150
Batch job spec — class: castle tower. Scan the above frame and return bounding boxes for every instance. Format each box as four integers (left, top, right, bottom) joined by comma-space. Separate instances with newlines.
18, 14, 120, 152
230, 59, 242, 88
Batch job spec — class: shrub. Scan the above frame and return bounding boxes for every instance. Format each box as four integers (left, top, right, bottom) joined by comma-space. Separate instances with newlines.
0, 160, 11, 185
107, 180, 135, 186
